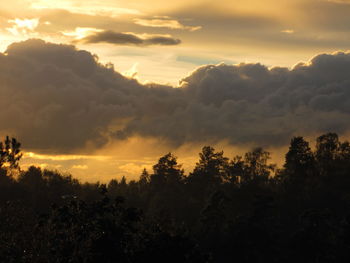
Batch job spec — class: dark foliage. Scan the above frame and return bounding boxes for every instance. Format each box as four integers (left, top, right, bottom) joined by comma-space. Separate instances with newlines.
2, 133, 350, 262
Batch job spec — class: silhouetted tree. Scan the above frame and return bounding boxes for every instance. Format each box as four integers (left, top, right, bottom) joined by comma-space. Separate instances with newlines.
151, 153, 184, 188
283, 136, 315, 184
315, 133, 340, 175
241, 147, 275, 185
139, 168, 150, 186
189, 146, 229, 188
0, 136, 22, 169
227, 155, 245, 185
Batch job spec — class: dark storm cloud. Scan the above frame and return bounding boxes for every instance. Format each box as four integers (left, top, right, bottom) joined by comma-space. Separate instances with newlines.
80, 30, 181, 46
2, 39, 350, 153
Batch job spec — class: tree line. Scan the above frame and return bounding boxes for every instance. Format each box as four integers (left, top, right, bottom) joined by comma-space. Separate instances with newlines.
1, 133, 350, 262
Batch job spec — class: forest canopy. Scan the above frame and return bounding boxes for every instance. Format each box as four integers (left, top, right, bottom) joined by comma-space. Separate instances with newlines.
1, 132, 350, 262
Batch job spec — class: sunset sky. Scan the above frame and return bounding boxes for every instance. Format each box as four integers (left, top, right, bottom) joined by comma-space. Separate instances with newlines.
2, 0, 350, 181
3, 0, 350, 83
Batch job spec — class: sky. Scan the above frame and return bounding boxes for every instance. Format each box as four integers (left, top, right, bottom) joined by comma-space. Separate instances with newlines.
1, 0, 350, 181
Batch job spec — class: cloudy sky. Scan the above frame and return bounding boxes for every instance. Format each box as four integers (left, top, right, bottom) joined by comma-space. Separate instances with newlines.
2, 0, 350, 181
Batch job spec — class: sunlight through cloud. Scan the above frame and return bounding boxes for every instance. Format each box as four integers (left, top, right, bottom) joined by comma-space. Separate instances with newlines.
6, 18, 39, 35
30, 0, 141, 16
281, 29, 295, 34
123, 62, 139, 79
61, 27, 102, 40
134, 17, 202, 31
24, 152, 111, 162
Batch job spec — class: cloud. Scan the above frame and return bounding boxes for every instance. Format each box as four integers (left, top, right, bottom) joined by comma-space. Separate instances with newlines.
6, 18, 39, 35
4, 0, 350, 55
79, 30, 181, 46
326, 0, 350, 4
299, 0, 350, 33
61, 27, 102, 40
23, 152, 110, 161
0, 39, 145, 152
30, 0, 141, 17
134, 17, 201, 31
123, 62, 139, 78
281, 29, 294, 34
1, 39, 350, 154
